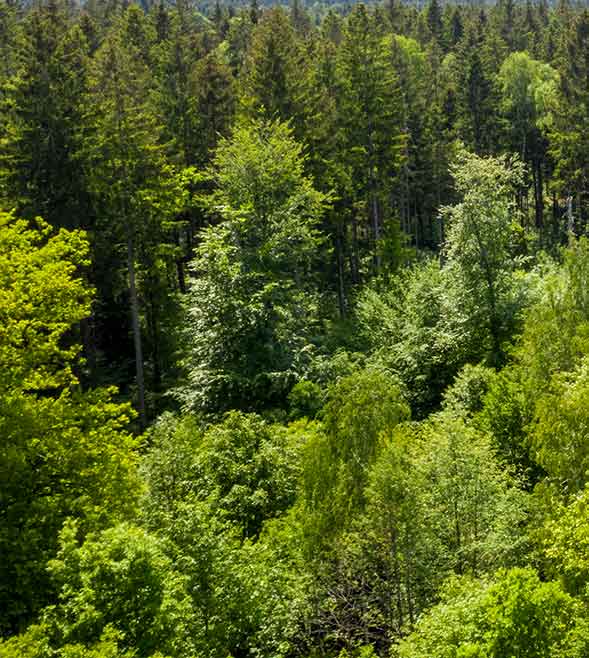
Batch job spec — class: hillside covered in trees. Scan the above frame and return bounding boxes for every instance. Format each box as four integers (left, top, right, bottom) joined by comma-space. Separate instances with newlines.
4, 0, 589, 656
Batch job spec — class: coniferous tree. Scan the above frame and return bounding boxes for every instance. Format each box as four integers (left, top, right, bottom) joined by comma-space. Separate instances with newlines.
85, 8, 187, 424
336, 4, 406, 278
0, 3, 91, 230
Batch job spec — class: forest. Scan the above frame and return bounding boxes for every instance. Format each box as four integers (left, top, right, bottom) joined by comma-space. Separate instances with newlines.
4, 0, 589, 655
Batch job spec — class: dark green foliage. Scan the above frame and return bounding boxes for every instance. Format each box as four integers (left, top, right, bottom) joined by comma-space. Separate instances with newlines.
7, 2, 589, 657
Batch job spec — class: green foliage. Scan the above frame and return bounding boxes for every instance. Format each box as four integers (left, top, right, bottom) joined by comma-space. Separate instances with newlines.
0, 5, 91, 229
142, 410, 309, 538
398, 568, 585, 658
417, 412, 528, 575
0, 624, 150, 658
0, 212, 91, 393
516, 239, 589, 392
498, 51, 559, 153
321, 369, 410, 472
298, 369, 409, 555
316, 427, 442, 652
476, 365, 539, 480
180, 118, 327, 412
442, 148, 527, 364
357, 259, 480, 416
442, 363, 495, 416
542, 487, 589, 595
288, 379, 325, 420
197, 411, 305, 537
85, 8, 189, 417
139, 411, 316, 658
7, 4, 589, 657
45, 521, 195, 658
530, 359, 589, 492
139, 412, 203, 525
335, 4, 406, 277
303, 405, 527, 652
0, 213, 141, 634
479, 238, 589, 486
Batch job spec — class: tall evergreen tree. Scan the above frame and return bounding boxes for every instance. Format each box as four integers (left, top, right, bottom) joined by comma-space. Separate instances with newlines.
85, 9, 187, 424
0, 3, 91, 230
336, 4, 406, 278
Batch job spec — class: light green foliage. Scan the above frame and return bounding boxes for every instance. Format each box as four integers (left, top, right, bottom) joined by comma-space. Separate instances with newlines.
299, 369, 409, 551
542, 487, 589, 595
417, 413, 528, 575
498, 51, 559, 153
197, 411, 305, 537
476, 366, 538, 480
398, 568, 584, 658
141, 411, 306, 539
530, 359, 589, 492
46, 522, 195, 658
321, 369, 410, 472
0, 624, 53, 658
482, 239, 589, 485
442, 363, 495, 416
358, 149, 533, 416
180, 118, 326, 412
0, 212, 91, 392
322, 427, 443, 650
139, 412, 205, 531
304, 407, 527, 651
0, 625, 150, 658
357, 259, 481, 416
140, 413, 315, 658
288, 379, 325, 420
516, 239, 589, 391
443, 148, 527, 363
0, 213, 141, 633
204, 527, 311, 658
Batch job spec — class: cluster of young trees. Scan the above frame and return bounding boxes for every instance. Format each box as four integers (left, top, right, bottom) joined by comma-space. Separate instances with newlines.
5, 0, 589, 656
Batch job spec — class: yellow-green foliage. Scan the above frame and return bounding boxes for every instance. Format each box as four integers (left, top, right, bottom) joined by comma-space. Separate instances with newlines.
0, 212, 91, 392
0, 213, 141, 633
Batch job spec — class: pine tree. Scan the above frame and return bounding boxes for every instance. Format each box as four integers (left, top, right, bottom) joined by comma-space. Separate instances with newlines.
85, 10, 187, 425
0, 3, 91, 229
336, 4, 406, 278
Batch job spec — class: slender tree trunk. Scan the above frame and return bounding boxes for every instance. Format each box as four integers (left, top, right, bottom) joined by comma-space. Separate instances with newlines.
147, 287, 162, 393
371, 188, 380, 272
127, 233, 146, 429
350, 213, 360, 285
336, 223, 347, 318
532, 160, 543, 229
391, 530, 404, 632
367, 119, 380, 273
568, 194, 575, 240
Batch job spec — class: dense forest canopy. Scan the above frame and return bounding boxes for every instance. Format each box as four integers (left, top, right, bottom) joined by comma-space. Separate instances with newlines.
4, 0, 589, 656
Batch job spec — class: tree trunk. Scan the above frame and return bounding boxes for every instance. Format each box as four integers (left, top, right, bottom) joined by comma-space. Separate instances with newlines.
127, 234, 146, 429
336, 223, 347, 318
350, 213, 360, 285
568, 194, 575, 240
537, 160, 544, 229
